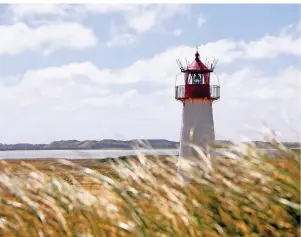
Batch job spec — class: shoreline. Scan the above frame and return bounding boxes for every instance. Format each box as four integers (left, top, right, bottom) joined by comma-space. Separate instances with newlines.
0, 146, 299, 151
0, 147, 298, 161
0, 148, 178, 152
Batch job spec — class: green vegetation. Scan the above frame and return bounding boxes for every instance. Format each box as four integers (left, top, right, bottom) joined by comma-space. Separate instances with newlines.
0, 140, 299, 237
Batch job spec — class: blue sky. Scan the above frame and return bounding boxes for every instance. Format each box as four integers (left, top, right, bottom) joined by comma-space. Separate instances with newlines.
0, 4, 300, 143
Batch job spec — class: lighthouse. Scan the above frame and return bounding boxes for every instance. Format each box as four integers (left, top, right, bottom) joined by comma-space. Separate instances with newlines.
175, 49, 220, 177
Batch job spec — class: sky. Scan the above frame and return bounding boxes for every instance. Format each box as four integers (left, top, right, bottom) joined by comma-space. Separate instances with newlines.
0, 3, 300, 143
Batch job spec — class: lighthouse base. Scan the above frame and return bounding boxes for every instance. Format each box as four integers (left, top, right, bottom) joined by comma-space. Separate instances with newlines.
177, 100, 215, 182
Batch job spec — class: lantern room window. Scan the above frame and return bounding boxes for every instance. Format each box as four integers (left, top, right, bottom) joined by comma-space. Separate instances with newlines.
188, 73, 203, 84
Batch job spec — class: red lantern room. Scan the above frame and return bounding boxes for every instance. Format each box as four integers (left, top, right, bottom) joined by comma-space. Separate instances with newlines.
175, 49, 220, 101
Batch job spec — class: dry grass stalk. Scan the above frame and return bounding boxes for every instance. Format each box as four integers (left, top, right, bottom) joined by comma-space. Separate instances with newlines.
0, 135, 299, 237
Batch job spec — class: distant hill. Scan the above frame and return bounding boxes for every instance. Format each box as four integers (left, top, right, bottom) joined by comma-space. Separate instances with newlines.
0, 139, 299, 151
0, 139, 179, 151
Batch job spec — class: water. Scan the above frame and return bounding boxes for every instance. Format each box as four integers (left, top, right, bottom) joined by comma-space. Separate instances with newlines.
0, 148, 286, 160
0, 149, 179, 160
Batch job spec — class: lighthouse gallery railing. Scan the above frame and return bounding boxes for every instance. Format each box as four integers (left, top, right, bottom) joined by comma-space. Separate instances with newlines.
175, 85, 220, 100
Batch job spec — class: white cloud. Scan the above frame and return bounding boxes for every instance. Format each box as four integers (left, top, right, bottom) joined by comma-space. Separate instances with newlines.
82, 4, 137, 14
173, 28, 183, 37
116, 26, 301, 73
6, 4, 138, 23
4, 4, 190, 49
7, 4, 74, 21
1, 31, 301, 143
0, 58, 299, 143
125, 10, 158, 34
0, 16, 300, 143
122, 4, 190, 34
7, 4, 189, 33
240, 33, 301, 59
195, 29, 301, 64
197, 14, 206, 27
0, 22, 97, 55
106, 33, 138, 47
6, 4, 190, 41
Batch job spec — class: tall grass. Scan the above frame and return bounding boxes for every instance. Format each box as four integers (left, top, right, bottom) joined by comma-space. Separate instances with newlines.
0, 137, 299, 237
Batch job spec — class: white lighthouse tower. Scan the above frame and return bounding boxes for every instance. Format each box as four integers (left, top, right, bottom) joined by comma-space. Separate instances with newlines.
175, 49, 220, 178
